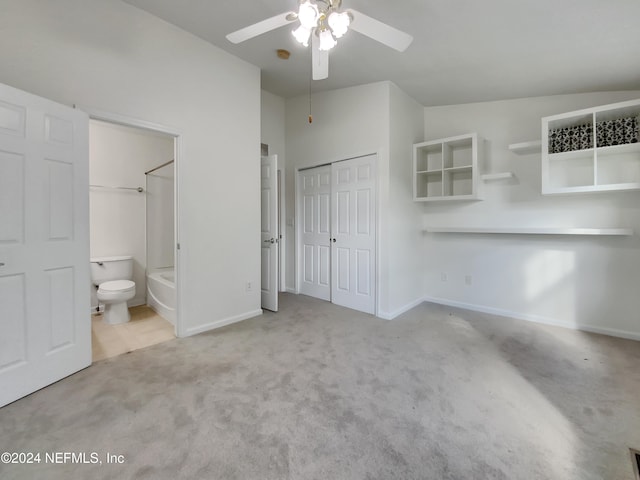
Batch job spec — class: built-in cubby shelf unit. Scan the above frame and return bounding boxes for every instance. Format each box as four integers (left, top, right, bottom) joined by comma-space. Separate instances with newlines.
542, 99, 640, 195
413, 133, 481, 201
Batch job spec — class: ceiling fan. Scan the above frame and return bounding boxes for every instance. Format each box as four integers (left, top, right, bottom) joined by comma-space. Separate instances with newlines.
226, 0, 413, 80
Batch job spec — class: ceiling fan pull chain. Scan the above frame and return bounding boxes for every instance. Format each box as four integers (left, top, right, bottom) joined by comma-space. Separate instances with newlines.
309, 73, 313, 124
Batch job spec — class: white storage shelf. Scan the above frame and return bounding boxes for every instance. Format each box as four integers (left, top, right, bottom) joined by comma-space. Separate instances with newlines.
414, 133, 481, 201
542, 99, 640, 195
424, 227, 633, 236
508, 140, 541, 155
482, 172, 514, 181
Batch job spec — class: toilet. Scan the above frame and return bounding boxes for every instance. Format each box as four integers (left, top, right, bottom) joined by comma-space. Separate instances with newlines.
90, 256, 136, 324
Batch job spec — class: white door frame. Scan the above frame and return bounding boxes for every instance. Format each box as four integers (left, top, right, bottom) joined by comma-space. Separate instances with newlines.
294, 152, 379, 316
278, 168, 286, 292
81, 107, 185, 337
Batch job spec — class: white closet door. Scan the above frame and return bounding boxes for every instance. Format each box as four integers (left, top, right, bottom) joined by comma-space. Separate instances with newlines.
331, 155, 376, 314
0, 82, 91, 407
298, 166, 331, 301
261, 155, 278, 312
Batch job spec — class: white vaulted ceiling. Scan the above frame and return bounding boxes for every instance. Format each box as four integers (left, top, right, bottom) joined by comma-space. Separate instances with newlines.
123, 0, 640, 106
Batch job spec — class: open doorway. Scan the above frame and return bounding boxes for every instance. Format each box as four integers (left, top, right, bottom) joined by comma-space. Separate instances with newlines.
89, 118, 179, 361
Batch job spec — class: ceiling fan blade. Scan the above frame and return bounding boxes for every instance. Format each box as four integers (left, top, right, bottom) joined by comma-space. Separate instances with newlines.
226, 12, 295, 44
348, 9, 413, 52
311, 34, 329, 80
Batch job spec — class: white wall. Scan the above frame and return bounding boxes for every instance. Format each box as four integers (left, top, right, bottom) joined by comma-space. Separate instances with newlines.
0, 0, 261, 336
422, 91, 640, 339
261, 90, 286, 163
285, 81, 427, 317
89, 120, 173, 309
285, 83, 390, 307
384, 84, 425, 317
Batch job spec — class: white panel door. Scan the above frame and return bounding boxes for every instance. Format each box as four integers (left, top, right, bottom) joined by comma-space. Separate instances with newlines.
261, 155, 278, 312
331, 155, 376, 314
298, 166, 331, 301
0, 83, 90, 407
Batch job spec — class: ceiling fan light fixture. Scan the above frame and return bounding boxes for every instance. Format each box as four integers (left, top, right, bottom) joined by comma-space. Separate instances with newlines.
327, 11, 350, 38
297, 1, 319, 29
226, 0, 414, 83
292, 25, 311, 46
318, 28, 337, 51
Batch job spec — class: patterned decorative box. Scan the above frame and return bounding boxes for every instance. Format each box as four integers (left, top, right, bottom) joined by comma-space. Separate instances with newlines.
548, 124, 593, 153
596, 117, 638, 147
549, 116, 638, 153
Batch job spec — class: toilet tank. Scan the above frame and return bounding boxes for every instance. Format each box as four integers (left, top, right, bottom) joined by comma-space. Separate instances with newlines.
90, 256, 134, 286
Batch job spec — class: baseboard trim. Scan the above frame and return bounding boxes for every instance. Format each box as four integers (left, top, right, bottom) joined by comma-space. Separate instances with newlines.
423, 296, 640, 342
183, 309, 263, 337
573, 324, 640, 342
285, 288, 298, 294
377, 296, 426, 320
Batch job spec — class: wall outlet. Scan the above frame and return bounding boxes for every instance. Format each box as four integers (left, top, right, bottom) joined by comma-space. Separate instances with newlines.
246, 281, 253, 292
465, 275, 472, 286
440, 272, 447, 282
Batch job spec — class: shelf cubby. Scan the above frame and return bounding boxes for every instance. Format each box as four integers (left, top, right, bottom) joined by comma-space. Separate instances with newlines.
415, 143, 443, 172
548, 152, 594, 189
415, 171, 443, 198
596, 143, 640, 187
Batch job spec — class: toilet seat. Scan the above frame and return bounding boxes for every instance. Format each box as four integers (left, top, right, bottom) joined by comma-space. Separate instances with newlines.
97, 280, 135, 302
99, 280, 135, 293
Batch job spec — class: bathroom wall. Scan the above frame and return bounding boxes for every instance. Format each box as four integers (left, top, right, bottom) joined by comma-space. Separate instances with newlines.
89, 120, 174, 310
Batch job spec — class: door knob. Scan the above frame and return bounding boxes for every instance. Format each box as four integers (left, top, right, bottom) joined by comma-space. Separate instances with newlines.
264, 238, 275, 244
332, 238, 336, 243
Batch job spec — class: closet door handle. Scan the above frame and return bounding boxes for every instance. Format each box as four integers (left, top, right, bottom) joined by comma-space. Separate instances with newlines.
331, 238, 336, 243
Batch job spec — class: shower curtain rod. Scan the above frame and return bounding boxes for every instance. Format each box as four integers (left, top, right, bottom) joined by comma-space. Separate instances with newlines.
90, 184, 144, 193
145, 159, 174, 175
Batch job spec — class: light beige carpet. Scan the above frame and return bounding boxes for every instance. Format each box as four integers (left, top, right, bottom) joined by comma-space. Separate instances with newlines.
1, 293, 639, 479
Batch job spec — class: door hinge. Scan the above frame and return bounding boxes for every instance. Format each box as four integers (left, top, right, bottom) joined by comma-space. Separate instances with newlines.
177, 243, 181, 250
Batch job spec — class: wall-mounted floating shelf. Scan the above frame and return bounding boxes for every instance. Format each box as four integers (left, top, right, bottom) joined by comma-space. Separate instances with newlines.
508, 140, 541, 155
424, 227, 633, 236
481, 172, 514, 181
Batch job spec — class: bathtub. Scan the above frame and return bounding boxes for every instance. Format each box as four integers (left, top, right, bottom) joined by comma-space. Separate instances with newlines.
147, 267, 176, 325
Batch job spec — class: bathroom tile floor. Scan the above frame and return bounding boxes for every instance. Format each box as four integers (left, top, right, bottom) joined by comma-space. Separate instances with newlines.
91, 305, 175, 362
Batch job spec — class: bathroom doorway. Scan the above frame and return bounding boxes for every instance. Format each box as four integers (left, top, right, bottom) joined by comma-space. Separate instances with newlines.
88, 117, 180, 362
